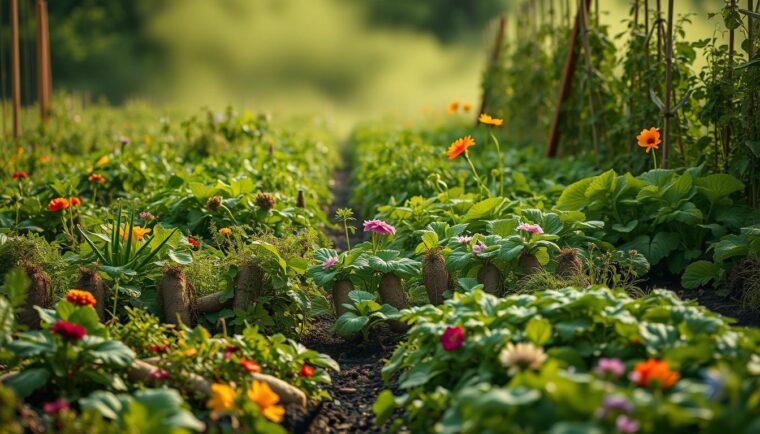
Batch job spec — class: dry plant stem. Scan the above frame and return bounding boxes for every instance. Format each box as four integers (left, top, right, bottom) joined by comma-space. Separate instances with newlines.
661, 0, 674, 168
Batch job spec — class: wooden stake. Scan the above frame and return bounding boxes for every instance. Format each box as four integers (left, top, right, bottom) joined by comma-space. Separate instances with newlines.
749, 0, 758, 207
724, 0, 737, 166
579, 0, 600, 164
477, 15, 507, 121
36, 0, 51, 125
10, 0, 21, 138
661, 0, 674, 168
546, 0, 592, 158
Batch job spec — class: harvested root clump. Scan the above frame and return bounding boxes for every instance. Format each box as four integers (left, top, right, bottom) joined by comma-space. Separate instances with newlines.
378, 273, 408, 332
555, 248, 583, 279
518, 253, 542, 276
17, 261, 52, 329
422, 249, 450, 305
477, 263, 504, 296
158, 265, 193, 326
76, 266, 107, 321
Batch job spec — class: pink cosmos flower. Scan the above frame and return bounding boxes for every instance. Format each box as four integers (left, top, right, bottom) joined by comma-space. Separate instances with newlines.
323, 256, 338, 269
472, 243, 486, 254
517, 223, 544, 234
440, 326, 464, 351
139, 211, 156, 221
456, 235, 473, 244
43, 399, 69, 414
363, 219, 396, 235
148, 369, 170, 380
594, 358, 625, 379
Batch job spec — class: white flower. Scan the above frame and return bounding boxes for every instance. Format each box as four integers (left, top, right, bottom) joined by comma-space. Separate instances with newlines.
499, 342, 547, 375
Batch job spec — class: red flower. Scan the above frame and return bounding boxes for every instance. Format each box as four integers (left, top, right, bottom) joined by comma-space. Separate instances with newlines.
70, 197, 82, 207
223, 345, 239, 360
50, 320, 87, 342
43, 398, 69, 414
11, 171, 28, 181
148, 369, 170, 381
299, 364, 314, 378
241, 357, 262, 373
630, 359, 680, 389
47, 197, 69, 212
187, 236, 198, 248
150, 343, 170, 353
440, 326, 464, 351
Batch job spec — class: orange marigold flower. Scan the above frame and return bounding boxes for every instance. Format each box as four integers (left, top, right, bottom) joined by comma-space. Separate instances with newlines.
120, 226, 151, 241
47, 197, 69, 212
448, 100, 459, 113
241, 358, 262, 373
447, 136, 476, 160
39, 155, 50, 163
637, 127, 661, 154
219, 227, 232, 236
66, 289, 97, 307
70, 197, 82, 207
207, 383, 236, 420
88, 174, 105, 184
247, 380, 285, 423
183, 348, 198, 357
478, 113, 504, 126
630, 359, 679, 389
462, 102, 472, 112
11, 171, 28, 181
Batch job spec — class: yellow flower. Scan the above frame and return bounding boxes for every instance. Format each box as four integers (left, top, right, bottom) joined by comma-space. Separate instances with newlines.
120, 226, 152, 241
183, 348, 197, 357
478, 113, 504, 126
144, 135, 153, 145
247, 380, 285, 423
207, 383, 236, 420
96, 155, 109, 166
219, 227, 232, 236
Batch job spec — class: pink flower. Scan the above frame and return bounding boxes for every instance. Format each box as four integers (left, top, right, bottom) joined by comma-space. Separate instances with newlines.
139, 211, 155, 221
616, 415, 640, 434
148, 369, 170, 380
440, 326, 464, 351
43, 398, 69, 414
456, 235, 473, 244
594, 358, 625, 379
116, 136, 131, 146
322, 256, 338, 269
223, 345, 238, 361
517, 223, 544, 234
363, 219, 396, 235
50, 320, 87, 342
472, 243, 486, 254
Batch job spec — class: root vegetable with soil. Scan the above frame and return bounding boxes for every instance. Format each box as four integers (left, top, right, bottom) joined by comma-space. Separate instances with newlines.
378, 273, 408, 332
422, 249, 451, 305
477, 262, 504, 296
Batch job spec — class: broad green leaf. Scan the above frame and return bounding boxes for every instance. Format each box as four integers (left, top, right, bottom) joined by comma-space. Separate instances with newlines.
695, 174, 745, 204
462, 198, 504, 221
335, 312, 369, 336
525, 317, 552, 346
556, 177, 594, 210
681, 260, 723, 289
6, 368, 49, 398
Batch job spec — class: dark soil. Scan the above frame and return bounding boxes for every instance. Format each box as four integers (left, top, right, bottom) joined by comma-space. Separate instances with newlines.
287, 315, 401, 434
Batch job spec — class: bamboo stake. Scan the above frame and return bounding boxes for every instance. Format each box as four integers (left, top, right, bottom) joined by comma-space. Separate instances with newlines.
0, 1, 8, 138
579, 0, 600, 164
749, 0, 758, 207
661, 0, 674, 168
36, 0, 50, 125
546, 0, 592, 157
11, 0, 21, 138
628, 0, 640, 168
477, 15, 507, 121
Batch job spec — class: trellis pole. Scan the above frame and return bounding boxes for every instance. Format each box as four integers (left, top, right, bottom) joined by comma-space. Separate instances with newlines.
546, 0, 592, 157
661, 0, 674, 168
36, 0, 51, 125
11, 0, 21, 138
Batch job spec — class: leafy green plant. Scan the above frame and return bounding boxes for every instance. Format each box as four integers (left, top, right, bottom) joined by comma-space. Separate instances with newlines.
334, 290, 400, 340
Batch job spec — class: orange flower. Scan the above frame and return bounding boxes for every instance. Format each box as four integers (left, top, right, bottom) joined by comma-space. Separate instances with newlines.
447, 136, 476, 160
247, 380, 285, 423
88, 174, 105, 184
47, 198, 69, 212
39, 155, 49, 163
207, 383, 236, 420
448, 100, 459, 113
96, 155, 109, 166
219, 227, 232, 236
241, 358, 262, 373
478, 113, 504, 126
183, 348, 198, 357
462, 102, 472, 112
637, 127, 661, 154
630, 359, 679, 389
70, 197, 82, 207
66, 289, 97, 307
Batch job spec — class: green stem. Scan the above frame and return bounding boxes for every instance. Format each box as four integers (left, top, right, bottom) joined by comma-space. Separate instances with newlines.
490, 132, 504, 197
344, 221, 351, 250
111, 279, 120, 322
92, 186, 98, 204
220, 204, 240, 226
464, 152, 490, 197
652, 149, 658, 169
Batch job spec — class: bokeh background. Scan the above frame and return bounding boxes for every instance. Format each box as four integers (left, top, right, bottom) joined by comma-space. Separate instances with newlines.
2, 0, 718, 128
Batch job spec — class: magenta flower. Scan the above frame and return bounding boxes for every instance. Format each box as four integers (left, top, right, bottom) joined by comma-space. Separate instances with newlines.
456, 235, 473, 244
50, 320, 87, 342
363, 219, 396, 235
472, 243, 486, 254
594, 358, 625, 379
322, 256, 338, 269
517, 223, 544, 234
440, 326, 464, 351
149, 369, 171, 380
43, 398, 69, 414
616, 415, 640, 434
